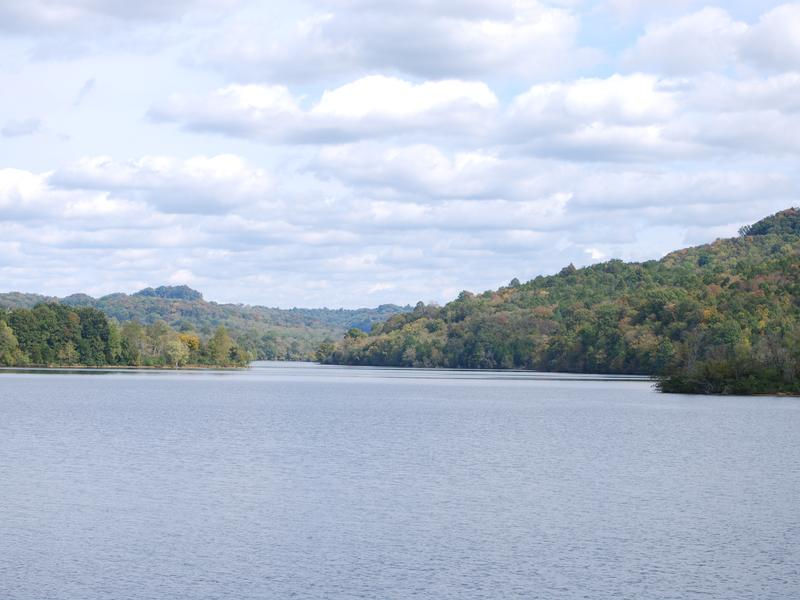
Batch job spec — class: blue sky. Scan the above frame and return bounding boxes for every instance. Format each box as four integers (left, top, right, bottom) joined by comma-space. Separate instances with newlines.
1, 0, 798, 307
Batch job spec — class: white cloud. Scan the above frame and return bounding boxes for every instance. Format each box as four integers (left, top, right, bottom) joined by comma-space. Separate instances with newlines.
684, 73, 800, 113
0, 0, 240, 33
0, 169, 51, 216
151, 67, 800, 163
624, 7, 747, 74
509, 74, 676, 126
367, 282, 396, 294
498, 70, 800, 160
197, 0, 593, 82
743, 3, 800, 70
351, 195, 570, 231
0, 167, 150, 227
503, 74, 694, 160
624, 3, 800, 74
313, 143, 514, 200
151, 76, 498, 143
50, 155, 272, 214
149, 84, 300, 139
312, 76, 496, 118
168, 268, 197, 285
663, 72, 800, 156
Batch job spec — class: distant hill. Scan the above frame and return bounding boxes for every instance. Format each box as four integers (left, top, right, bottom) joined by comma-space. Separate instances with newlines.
319, 208, 800, 395
0, 286, 411, 360
133, 285, 204, 301
0, 292, 59, 309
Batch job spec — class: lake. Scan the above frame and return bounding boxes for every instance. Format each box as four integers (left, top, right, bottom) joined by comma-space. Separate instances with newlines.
1, 361, 798, 599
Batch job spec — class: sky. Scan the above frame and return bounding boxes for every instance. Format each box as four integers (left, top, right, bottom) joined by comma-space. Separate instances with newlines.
1, 0, 799, 307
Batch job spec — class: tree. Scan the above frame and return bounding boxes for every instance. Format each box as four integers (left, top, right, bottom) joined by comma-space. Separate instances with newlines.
146, 320, 171, 359
120, 321, 146, 365
0, 321, 26, 366
76, 308, 112, 366
179, 332, 201, 363
315, 340, 335, 363
57, 342, 79, 364
165, 337, 190, 368
208, 326, 235, 366
108, 320, 123, 364
346, 327, 367, 339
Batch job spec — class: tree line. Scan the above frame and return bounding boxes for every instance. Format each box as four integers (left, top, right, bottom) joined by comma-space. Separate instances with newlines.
0, 303, 250, 368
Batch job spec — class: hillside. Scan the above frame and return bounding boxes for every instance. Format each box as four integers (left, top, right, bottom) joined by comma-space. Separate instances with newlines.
0, 286, 410, 361
318, 209, 800, 395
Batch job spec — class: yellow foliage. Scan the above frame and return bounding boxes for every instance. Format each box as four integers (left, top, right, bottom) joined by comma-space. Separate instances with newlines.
178, 333, 201, 352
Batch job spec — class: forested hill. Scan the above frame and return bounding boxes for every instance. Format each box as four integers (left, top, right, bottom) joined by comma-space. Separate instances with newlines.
318, 208, 800, 395
0, 286, 410, 361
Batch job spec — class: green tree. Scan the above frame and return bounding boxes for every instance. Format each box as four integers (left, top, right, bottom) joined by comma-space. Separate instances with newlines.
208, 326, 235, 366
120, 321, 146, 365
0, 321, 26, 366
57, 341, 79, 364
165, 337, 190, 368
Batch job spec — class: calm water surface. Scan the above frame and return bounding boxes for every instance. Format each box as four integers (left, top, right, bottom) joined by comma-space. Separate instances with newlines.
1, 362, 798, 599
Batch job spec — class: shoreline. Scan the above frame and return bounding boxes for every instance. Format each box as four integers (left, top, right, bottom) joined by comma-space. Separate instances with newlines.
0, 364, 248, 372
2, 363, 797, 396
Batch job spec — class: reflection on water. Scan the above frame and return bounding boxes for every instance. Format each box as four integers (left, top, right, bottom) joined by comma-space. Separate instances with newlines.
1, 360, 652, 382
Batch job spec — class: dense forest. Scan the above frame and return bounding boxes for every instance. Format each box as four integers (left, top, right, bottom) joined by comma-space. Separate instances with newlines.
0, 285, 409, 361
0, 303, 249, 368
318, 209, 800, 395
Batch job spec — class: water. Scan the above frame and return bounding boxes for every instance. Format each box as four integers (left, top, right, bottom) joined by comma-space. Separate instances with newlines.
1, 362, 798, 599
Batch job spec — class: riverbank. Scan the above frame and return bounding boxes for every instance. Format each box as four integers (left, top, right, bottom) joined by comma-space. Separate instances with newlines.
0, 364, 249, 372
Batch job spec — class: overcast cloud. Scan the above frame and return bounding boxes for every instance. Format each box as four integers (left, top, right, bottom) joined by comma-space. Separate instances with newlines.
0, 0, 798, 307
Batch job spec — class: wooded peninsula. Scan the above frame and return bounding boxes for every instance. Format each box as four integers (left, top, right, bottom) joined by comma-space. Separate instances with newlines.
318, 209, 800, 395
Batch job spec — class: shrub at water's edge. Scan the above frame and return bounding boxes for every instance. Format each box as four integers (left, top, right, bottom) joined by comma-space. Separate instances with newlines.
318, 208, 800, 395
0, 304, 250, 368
